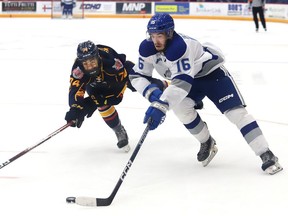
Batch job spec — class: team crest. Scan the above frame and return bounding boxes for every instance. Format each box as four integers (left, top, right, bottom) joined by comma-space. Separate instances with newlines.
72, 67, 84, 79
113, 58, 123, 70
164, 69, 172, 78
156, 58, 162, 64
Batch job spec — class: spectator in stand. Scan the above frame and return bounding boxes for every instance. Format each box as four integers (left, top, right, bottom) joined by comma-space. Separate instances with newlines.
248, 0, 267, 32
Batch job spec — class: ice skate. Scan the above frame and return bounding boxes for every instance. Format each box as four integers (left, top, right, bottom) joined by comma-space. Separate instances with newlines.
113, 123, 130, 153
197, 136, 218, 167
260, 149, 283, 175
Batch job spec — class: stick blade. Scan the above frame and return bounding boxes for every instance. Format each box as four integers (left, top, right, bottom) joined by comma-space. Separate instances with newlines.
66, 196, 113, 207
96, 197, 113, 206
76, 197, 113, 206
75, 197, 97, 206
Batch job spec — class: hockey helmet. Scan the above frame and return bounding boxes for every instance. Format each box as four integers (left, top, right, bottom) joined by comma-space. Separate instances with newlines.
147, 13, 175, 39
77, 40, 101, 77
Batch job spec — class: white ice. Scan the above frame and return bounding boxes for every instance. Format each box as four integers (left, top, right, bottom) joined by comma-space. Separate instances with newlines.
0, 18, 287, 216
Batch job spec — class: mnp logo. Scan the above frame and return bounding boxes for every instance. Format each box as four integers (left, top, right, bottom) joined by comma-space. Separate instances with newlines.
123, 3, 145, 11
116, 3, 152, 14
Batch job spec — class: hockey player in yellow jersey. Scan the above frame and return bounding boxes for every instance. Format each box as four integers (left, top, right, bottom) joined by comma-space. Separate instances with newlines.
65, 40, 168, 152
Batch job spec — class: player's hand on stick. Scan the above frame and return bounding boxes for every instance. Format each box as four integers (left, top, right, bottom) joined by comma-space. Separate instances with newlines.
144, 100, 169, 130
65, 106, 86, 128
65, 97, 97, 128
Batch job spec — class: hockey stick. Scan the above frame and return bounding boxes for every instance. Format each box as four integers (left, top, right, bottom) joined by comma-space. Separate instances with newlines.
0, 121, 73, 170
66, 122, 151, 207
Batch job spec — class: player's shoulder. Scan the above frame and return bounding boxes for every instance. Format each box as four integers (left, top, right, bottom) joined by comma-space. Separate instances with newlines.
139, 33, 188, 61
97, 44, 126, 61
139, 39, 158, 57
165, 32, 187, 62
97, 44, 113, 55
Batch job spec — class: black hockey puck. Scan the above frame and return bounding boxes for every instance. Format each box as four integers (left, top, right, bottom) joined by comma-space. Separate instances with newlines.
66, 197, 76, 204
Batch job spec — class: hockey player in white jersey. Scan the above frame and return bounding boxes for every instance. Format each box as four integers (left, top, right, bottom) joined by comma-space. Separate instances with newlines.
61, 0, 76, 19
129, 13, 283, 175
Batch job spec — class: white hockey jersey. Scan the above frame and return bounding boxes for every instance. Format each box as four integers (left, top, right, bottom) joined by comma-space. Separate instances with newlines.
130, 32, 225, 109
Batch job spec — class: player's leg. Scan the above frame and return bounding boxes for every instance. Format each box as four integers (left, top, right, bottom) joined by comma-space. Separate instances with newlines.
207, 66, 282, 174
225, 107, 282, 174
258, 8, 267, 30
173, 97, 217, 167
67, 4, 73, 19
98, 105, 130, 152
252, 7, 259, 32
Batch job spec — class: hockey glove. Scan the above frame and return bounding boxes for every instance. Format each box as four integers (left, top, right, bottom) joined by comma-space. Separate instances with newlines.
144, 100, 169, 130
142, 84, 163, 103
65, 97, 97, 128
65, 105, 86, 128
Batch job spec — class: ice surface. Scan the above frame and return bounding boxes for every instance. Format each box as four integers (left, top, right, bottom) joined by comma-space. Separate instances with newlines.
0, 18, 287, 216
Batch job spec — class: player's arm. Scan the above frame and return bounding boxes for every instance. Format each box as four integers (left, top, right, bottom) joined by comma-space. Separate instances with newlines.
159, 51, 197, 109
66, 69, 96, 128
68, 75, 86, 106
131, 49, 167, 100
88, 54, 127, 106
68, 61, 89, 106
159, 38, 211, 109
160, 76, 191, 109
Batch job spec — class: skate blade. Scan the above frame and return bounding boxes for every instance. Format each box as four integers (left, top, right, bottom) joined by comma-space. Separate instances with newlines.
202, 145, 218, 167
121, 144, 131, 153
265, 162, 283, 175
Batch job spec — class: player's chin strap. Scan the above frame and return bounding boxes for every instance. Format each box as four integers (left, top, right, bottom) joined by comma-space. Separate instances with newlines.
66, 119, 152, 207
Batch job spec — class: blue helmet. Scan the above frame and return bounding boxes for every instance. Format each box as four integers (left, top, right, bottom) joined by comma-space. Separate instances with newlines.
147, 13, 174, 38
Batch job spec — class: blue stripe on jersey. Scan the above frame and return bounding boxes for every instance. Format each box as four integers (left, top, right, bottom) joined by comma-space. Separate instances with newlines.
165, 33, 186, 62
240, 121, 259, 137
139, 40, 158, 57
